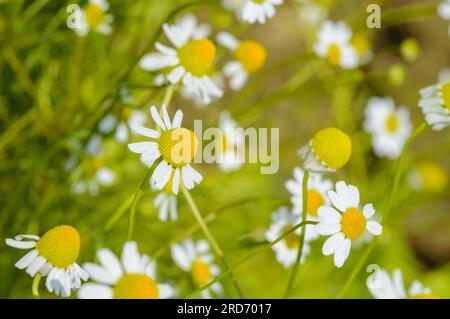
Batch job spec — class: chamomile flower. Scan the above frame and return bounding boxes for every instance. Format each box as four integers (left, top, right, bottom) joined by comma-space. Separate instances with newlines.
351, 33, 373, 65
5, 225, 89, 297
364, 97, 412, 159
265, 207, 311, 268
216, 110, 244, 172
367, 268, 435, 299
438, 0, 450, 35
298, 127, 352, 173
73, 0, 113, 37
285, 167, 332, 241
71, 158, 116, 196
408, 161, 448, 193
78, 241, 175, 299
216, 32, 267, 90
180, 72, 225, 106
419, 81, 450, 130
128, 105, 202, 194
314, 20, 358, 69
171, 239, 223, 298
316, 181, 382, 268
139, 14, 222, 104
241, 0, 283, 24
153, 181, 178, 222
99, 109, 146, 143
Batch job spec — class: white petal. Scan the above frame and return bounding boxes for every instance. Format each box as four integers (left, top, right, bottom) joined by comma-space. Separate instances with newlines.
171, 244, 192, 271
366, 221, 382, 236
171, 110, 183, 128
77, 283, 113, 299
5, 238, 36, 249
322, 232, 345, 256
161, 106, 172, 130
15, 249, 39, 269
25, 256, 46, 277
334, 239, 351, 268
317, 206, 342, 222
97, 249, 123, 281
172, 168, 180, 194
83, 263, 117, 285
363, 203, 375, 219
131, 126, 160, 139
150, 105, 166, 130
139, 53, 179, 71
128, 142, 157, 154
158, 283, 176, 299
315, 221, 341, 236
121, 241, 142, 274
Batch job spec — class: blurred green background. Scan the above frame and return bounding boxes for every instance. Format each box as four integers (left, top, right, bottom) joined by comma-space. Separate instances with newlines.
0, 0, 449, 298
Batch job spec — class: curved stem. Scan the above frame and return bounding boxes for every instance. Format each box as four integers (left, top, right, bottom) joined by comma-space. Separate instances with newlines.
284, 170, 309, 298
336, 122, 427, 298
185, 220, 318, 298
126, 167, 153, 241
32, 273, 41, 298
181, 184, 244, 298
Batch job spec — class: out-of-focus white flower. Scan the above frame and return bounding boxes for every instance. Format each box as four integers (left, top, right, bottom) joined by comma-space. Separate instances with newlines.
171, 239, 222, 299
367, 268, 435, 299
139, 14, 222, 104
314, 20, 358, 69
99, 109, 146, 143
216, 31, 266, 91
364, 97, 412, 159
438, 0, 450, 35
222, 0, 283, 24
73, 0, 113, 37
71, 158, 116, 196
265, 207, 311, 268
215, 110, 244, 172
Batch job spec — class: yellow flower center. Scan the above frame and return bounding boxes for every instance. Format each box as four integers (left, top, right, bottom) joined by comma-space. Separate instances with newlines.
351, 34, 371, 57
327, 44, 341, 66
191, 260, 211, 286
113, 274, 159, 299
85, 4, 104, 28
307, 189, 325, 217
177, 39, 216, 77
439, 82, 450, 112
36, 225, 80, 268
385, 113, 399, 133
282, 225, 300, 249
341, 208, 366, 240
417, 161, 448, 193
158, 128, 198, 167
252, 0, 265, 3
311, 127, 352, 170
235, 40, 266, 73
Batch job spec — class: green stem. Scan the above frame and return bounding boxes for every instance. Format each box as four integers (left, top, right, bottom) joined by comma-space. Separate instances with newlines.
126, 167, 153, 241
336, 122, 427, 298
162, 85, 174, 108
185, 220, 318, 298
32, 273, 41, 298
284, 170, 309, 298
181, 184, 244, 298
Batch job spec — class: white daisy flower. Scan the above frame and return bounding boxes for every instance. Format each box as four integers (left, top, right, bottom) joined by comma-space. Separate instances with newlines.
367, 268, 435, 299
265, 207, 311, 268
419, 81, 450, 131
241, 0, 283, 24
316, 181, 382, 268
71, 159, 116, 196
5, 225, 89, 297
152, 182, 178, 222
364, 97, 412, 159
128, 105, 202, 194
298, 127, 352, 173
215, 110, 244, 172
285, 167, 332, 241
438, 0, 450, 35
314, 20, 358, 69
171, 239, 223, 298
139, 14, 222, 104
73, 0, 113, 37
99, 109, 146, 143
78, 241, 175, 299
216, 32, 267, 91
180, 72, 225, 106
351, 33, 373, 65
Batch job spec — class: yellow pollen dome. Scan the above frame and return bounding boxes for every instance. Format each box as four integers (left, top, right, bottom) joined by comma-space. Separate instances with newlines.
235, 40, 266, 73
341, 208, 366, 240
307, 189, 325, 217
417, 161, 448, 193
36, 225, 80, 268
158, 128, 198, 167
327, 44, 341, 66
311, 127, 352, 170
439, 82, 450, 112
113, 274, 159, 299
86, 4, 104, 28
282, 225, 300, 249
177, 39, 216, 77
191, 260, 211, 286
385, 113, 399, 133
